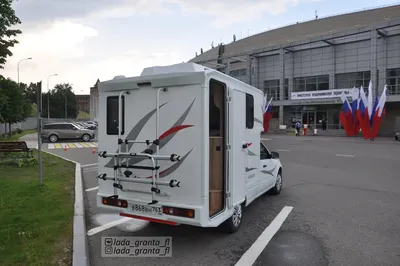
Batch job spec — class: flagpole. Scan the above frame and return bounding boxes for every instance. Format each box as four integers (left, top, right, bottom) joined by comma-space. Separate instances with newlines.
265, 97, 273, 113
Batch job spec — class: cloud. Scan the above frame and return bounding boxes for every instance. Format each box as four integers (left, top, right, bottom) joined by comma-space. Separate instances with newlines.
3, 0, 315, 94
13, 0, 316, 28
169, 0, 318, 28
2, 20, 98, 86
13, 21, 98, 60
82, 50, 184, 84
13, 0, 172, 25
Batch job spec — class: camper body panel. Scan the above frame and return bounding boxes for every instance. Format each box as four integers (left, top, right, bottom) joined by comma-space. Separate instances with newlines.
96, 63, 270, 229
97, 80, 211, 226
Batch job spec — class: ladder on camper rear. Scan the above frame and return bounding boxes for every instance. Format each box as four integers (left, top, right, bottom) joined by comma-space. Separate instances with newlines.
97, 88, 182, 205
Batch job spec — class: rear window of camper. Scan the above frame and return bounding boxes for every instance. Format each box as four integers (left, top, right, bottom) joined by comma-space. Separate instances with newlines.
246, 93, 254, 129
107, 96, 125, 135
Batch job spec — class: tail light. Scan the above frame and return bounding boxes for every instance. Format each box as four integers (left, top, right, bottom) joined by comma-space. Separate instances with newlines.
102, 197, 128, 208
162, 206, 195, 218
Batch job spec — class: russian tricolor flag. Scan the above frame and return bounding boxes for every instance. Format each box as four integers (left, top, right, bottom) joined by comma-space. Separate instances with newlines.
370, 85, 387, 139
355, 81, 387, 139
263, 96, 273, 133
339, 91, 354, 136
356, 86, 371, 139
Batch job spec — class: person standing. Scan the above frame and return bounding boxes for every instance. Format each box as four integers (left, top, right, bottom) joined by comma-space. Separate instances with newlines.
295, 120, 301, 136
322, 117, 327, 131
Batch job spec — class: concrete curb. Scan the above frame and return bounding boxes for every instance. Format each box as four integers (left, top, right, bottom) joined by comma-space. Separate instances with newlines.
40, 149, 90, 266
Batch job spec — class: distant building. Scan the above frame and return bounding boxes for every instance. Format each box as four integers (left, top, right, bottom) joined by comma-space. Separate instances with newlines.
190, 4, 400, 135
90, 79, 100, 121
76, 94, 90, 114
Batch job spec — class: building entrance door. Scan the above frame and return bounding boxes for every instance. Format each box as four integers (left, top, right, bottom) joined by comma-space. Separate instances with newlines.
302, 111, 316, 129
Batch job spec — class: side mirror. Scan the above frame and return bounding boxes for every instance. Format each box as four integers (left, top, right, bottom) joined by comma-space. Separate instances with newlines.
271, 151, 279, 159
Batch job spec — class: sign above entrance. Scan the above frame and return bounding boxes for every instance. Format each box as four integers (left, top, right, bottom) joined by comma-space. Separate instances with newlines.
291, 89, 352, 100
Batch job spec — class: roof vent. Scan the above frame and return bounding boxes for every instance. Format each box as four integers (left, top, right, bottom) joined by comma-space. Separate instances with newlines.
113, 75, 126, 80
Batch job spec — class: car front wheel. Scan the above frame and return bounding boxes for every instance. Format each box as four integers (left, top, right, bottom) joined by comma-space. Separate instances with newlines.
82, 134, 91, 142
49, 134, 58, 143
223, 203, 243, 233
270, 171, 282, 195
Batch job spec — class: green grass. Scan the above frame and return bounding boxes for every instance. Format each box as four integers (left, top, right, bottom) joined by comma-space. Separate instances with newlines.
0, 150, 75, 266
0, 129, 37, 141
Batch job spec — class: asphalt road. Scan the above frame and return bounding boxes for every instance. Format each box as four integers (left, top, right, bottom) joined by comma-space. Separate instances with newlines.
65, 134, 400, 265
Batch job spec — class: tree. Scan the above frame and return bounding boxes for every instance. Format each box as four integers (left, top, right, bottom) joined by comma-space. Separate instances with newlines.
22, 82, 38, 104
43, 83, 78, 119
0, 0, 22, 68
0, 87, 7, 123
0, 76, 31, 135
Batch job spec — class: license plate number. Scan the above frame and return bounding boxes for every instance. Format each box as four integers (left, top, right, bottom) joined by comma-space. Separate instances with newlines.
131, 204, 162, 215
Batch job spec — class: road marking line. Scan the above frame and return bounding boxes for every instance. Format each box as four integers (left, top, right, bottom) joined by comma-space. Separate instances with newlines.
85, 186, 99, 192
92, 142, 98, 147
48, 144, 55, 149
87, 142, 96, 147
82, 163, 98, 167
67, 143, 76, 148
235, 206, 294, 266
87, 217, 132, 236
276, 149, 290, 152
75, 143, 83, 148
336, 154, 354, 158
54, 143, 62, 149
80, 142, 90, 148
61, 143, 68, 148
83, 168, 98, 172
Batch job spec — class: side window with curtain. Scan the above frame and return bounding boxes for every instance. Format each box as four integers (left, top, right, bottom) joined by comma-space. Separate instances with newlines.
107, 96, 125, 135
246, 93, 254, 129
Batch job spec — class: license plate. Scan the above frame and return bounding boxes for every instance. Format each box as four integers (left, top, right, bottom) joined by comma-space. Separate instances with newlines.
131, 204, 162, 215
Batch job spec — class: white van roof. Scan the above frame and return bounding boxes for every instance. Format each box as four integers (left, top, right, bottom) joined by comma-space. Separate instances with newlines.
140, 62, 211, 76
99, 62, 262, 96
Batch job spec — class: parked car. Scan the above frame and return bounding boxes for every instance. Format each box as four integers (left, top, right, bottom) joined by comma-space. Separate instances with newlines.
396, 132, 400, 141
75, 122, 93, 129
41, 122, 95, 143
82, 121, 97, 130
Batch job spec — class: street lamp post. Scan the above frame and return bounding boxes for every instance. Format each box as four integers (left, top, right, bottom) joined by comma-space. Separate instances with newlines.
47, 74, 58, 119
17, 57, 32, 83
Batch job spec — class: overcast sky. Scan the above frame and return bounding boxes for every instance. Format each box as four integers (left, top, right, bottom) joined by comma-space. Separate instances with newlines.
2, 0, 399, 94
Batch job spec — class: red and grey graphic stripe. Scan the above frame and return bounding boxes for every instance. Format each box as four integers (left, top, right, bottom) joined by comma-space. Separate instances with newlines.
105, 98, 196, 178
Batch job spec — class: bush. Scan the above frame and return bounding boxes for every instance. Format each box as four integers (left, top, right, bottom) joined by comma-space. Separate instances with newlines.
0, 157, 38, 167
16, 128, 23, 134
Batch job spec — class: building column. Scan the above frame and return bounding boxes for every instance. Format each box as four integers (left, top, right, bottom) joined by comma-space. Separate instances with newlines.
246, 54, 252, 85
331, 45, 336, 89
279, 48, 285, 101
279, 105, 284, 126
253, 57, 259, 89
370, 28, 378, 96
380, 35, 387, 94
288, 51, 294, 100
226, 59, 231, 75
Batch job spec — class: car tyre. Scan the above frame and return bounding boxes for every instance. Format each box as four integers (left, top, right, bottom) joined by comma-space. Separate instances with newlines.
49, 134, 58, 143
270, 171, 282, 195
223, 203, 243, 233
396, 135, 399, 141
82, 134, 91, 142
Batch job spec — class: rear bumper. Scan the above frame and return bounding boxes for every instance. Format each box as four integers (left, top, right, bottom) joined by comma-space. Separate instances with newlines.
96, 194, 206, 227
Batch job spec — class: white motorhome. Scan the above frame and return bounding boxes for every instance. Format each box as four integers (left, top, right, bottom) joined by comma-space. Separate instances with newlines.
96, 62, 283, 233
